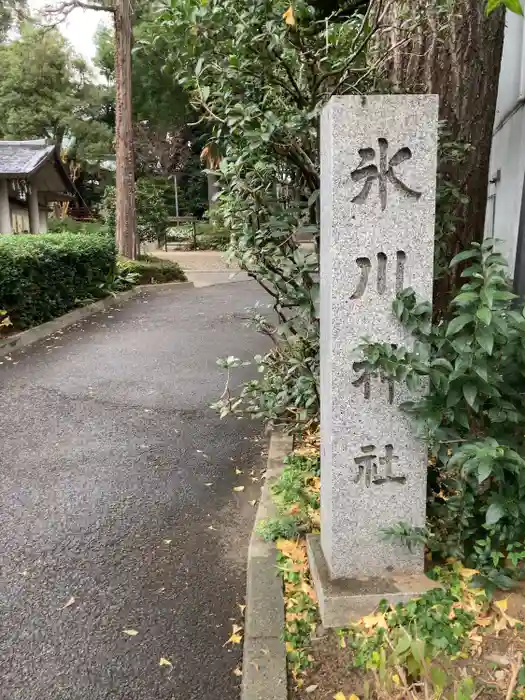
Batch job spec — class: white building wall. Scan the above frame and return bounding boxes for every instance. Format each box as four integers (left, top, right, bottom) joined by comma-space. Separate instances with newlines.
486, 11, 525, 270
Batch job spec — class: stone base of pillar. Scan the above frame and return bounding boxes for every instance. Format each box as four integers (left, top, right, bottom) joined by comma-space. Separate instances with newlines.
307, 535, 440, 628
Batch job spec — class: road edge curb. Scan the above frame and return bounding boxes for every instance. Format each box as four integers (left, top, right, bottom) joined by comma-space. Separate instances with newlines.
242, 431, 293, 700
0, 282, 195, 359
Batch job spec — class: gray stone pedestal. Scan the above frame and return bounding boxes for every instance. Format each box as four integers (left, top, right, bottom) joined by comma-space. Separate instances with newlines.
307, 535, 440, 627
311, 95, 439, 627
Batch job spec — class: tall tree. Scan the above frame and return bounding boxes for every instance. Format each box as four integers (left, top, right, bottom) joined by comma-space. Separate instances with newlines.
372, 0, 504, 308
0, 0, 27, 42
43, 0, 136, 258
0, 23, 110, 149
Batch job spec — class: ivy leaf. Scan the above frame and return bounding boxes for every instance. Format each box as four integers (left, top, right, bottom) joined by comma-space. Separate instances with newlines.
476, 326, 494, 355
463, 383, 478, 408
446, 314, 472, 337
504, 0, 523, 14
477, 461, 493, 483
430, 665, 448, 689
485, 0, 503, 14
450, 249, 479, 267
486, 502, 505, 526
453, 292, 478, 304
476, 306, 492, 325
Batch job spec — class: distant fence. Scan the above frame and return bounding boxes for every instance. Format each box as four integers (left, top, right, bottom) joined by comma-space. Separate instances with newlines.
163, 216, 198, 250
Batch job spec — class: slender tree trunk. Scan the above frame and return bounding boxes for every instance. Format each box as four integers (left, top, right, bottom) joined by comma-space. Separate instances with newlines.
373, 0, 504, 307
114, 0, 136, 259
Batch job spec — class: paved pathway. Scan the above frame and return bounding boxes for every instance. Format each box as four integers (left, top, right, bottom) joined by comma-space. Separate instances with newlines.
151, 250, 250, 288
0, 282, 269, 700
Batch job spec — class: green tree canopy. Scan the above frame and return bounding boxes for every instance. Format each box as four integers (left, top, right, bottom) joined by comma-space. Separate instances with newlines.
0, 0, 26, 42
0, 23, 112, 153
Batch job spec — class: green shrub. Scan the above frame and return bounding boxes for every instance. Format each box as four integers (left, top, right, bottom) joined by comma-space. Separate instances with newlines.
357, 240, 525, 588
118, 256, 186, 285
0, 232, 117, 330
47, 217, 108, 236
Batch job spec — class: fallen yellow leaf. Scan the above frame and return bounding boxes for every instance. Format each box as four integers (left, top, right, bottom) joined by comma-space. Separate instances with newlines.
283, 5, 296, 26
475, 616, 493, 627
232, 666, 243, 677
159, 657, 172, 667
238, 604, 246, 615
163, 539, 172, 545
286, 641, 295, 653
235, 468, 243, 475
248, 500, 257, 506
495, 598, 508, 612
305, 685, 318, 694
223, 624, 243, 646
123, 629, 138, 636
233, 486, 245, 492
349, 696, 360, 700
334, 693, 346, 700
361, 613, 388, 630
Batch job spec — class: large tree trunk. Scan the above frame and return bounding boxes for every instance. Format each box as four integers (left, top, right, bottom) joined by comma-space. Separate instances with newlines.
114, 0, 137, 259
373, 0, 504, 308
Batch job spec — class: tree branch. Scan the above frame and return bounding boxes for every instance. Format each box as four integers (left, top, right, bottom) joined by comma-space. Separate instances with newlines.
42, 0, 115, 25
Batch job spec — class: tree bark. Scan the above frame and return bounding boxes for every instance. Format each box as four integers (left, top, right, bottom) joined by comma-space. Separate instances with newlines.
114, 0, 136, 258
372, 0, 504, 306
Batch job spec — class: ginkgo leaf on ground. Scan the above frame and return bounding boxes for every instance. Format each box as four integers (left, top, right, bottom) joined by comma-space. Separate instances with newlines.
233, 486, 245, 492
123, 629, 138, 636
159, 657, 172, 667
283, 5, 296, 25
235, 468, 243, 475
334, 693, 346, 700
232, 666, 243, 677
223, 624, 243, 646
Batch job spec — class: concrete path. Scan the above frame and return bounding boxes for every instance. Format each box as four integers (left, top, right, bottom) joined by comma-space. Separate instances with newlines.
152, 250, 250, 288
0, 282, 269, 700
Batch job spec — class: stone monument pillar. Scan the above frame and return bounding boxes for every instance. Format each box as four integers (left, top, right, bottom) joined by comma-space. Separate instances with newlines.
308, 95, 439, 628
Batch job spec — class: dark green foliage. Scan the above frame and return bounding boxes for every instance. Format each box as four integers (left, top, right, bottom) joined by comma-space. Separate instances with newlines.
118, 256, 186, 285
358, 240, 525, 586
47, 218, 108, 236
151, 0, 384, 431
0, 233, 116, 330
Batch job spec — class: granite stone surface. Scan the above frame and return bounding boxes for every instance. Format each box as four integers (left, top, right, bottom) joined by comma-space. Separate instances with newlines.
307, 536, 441, 628
320, 95, 438, 579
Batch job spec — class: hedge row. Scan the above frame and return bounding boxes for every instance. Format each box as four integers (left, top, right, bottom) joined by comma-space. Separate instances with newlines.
0, 232, 117, 330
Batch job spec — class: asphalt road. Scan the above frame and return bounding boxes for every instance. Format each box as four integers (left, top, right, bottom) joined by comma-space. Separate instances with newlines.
0, 281, 270, 700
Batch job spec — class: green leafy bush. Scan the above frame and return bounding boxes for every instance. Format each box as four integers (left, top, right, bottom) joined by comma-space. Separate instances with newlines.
47, 217, 108, 236
0, 232, 116, 330
118, 256, 186, 285
357, 240, 525, 587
